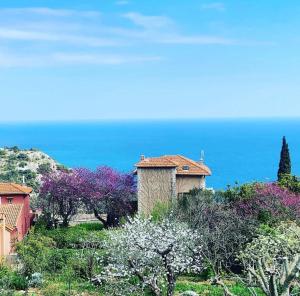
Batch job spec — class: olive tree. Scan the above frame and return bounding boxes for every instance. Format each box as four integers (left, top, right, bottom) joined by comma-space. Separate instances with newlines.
215, 222, 300, 296
240, 222, 300, 296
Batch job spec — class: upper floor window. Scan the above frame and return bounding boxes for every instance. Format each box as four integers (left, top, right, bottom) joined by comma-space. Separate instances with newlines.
182, 165, 189, 171
7, 197, 13, 204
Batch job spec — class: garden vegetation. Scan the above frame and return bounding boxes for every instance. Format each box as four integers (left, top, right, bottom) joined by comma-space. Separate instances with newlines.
0, 141, 299, 296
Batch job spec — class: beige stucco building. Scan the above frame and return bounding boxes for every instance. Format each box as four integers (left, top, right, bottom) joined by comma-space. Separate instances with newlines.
135, 155, 211, 214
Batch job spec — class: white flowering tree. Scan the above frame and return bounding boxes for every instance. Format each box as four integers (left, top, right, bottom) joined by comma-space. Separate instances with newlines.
96, 215, 203, 296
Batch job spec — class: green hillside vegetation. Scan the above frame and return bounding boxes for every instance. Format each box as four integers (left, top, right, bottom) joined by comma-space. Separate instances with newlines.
0, 146, 64, 190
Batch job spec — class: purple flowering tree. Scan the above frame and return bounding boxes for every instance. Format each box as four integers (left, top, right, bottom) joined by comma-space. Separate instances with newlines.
39, 170, 85, 227
77, 167, 136, 228
235, 183, 300, 223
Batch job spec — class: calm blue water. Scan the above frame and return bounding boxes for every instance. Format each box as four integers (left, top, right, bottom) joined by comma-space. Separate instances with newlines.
0, 119, 299, 189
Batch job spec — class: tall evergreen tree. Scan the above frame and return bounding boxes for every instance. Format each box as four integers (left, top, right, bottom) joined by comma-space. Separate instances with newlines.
277, 136, 291, 181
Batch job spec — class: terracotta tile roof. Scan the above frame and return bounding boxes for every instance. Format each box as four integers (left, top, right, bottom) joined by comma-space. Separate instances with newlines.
136, 155, 211, 176
0, 183, 32, 195
0, 204, 23, 229
136, 157, 178, 168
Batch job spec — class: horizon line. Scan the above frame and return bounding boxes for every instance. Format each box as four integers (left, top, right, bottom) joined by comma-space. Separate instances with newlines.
0, 116, 300, 124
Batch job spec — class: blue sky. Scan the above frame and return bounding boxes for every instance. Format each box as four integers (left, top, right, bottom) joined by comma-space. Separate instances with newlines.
1, 0, 300, 121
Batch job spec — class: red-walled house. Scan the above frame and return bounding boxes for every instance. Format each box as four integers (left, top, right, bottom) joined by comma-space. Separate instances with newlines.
0, 183, 33, 256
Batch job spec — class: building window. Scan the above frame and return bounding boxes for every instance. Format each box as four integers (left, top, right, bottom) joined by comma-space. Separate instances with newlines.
182, 165, 189, 171
7, 197, 13, 204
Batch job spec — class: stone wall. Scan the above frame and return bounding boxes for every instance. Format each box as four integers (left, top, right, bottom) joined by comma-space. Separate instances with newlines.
137, 167, 176, 215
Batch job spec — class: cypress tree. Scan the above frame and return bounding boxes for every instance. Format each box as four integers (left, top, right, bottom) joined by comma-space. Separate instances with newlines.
277, 136, 291, 181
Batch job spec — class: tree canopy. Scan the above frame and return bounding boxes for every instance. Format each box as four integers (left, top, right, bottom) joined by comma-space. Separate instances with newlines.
278, 136, 291, 181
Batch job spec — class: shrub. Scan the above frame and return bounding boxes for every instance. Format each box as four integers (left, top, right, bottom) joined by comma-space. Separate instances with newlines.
9, 273, 28, 290
0, 263, 28, 291
6, 146, 20, 152
40, 227, 90, 248
17, 153, 29, 161
151, 201, 171, 222
47, 249, 75, 273
173, 191, 256, 275
18, 162, 27, 168
0, 150, 7, 157
278, 174, 300, 194
34, 222, 106, 248
222, 183, 259, 203
56, 164, 69, 172
28, 272, 44, 287
41, 283, 66, 296
16, 232, 55, 275
37, 162, 52, 175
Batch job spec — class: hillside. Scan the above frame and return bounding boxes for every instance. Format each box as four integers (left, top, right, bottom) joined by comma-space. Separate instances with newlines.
0, 146, 65, 191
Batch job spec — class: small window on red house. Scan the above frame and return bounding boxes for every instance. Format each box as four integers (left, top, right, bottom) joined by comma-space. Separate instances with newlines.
7, 197, 13, 204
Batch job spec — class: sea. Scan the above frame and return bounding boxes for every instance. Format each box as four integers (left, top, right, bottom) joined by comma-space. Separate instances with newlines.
0, 119, 299, 190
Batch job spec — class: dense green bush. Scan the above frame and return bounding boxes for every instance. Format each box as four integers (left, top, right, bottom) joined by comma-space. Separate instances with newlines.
0, 263, 28, 290
0, 169, 38, 190
18, 161, 27, 168
8, 154, 18, 162
17, 153, 29, 161
56, 164, 69, 171
278, 174, 300, 193
0, 149, 7, 157
16, 232, 55, 275
37, 162, 52, 175
28, 272, 44, 288
221, 182, 259, 203
36, 224, 105, 248
47, 249, 75, 273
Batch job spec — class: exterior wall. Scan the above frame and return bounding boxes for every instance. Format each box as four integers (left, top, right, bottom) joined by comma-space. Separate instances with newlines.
16, 207, 26, 242
0, 224, 12, 256
0, 194, 31, 238
0, 221, 4, 256
3, 229, 11, 256
137, 167, 176, 215
9, 229, 18, 254
176, 175, 206, 194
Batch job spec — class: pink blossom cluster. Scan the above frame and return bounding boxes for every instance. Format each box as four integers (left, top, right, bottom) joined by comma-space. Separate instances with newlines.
235, 183, 300, 221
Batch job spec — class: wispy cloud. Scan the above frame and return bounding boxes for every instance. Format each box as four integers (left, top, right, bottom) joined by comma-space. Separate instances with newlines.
201, 2, 225, 11
0, 28, 120, 47
0, 7, 101, 18
159, 35, 234, 45
0, 7, 251, 67
122, 12, 173, 29
122, 12, 233, 45
53, 53, 161, 65
0, 51, 162, 67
